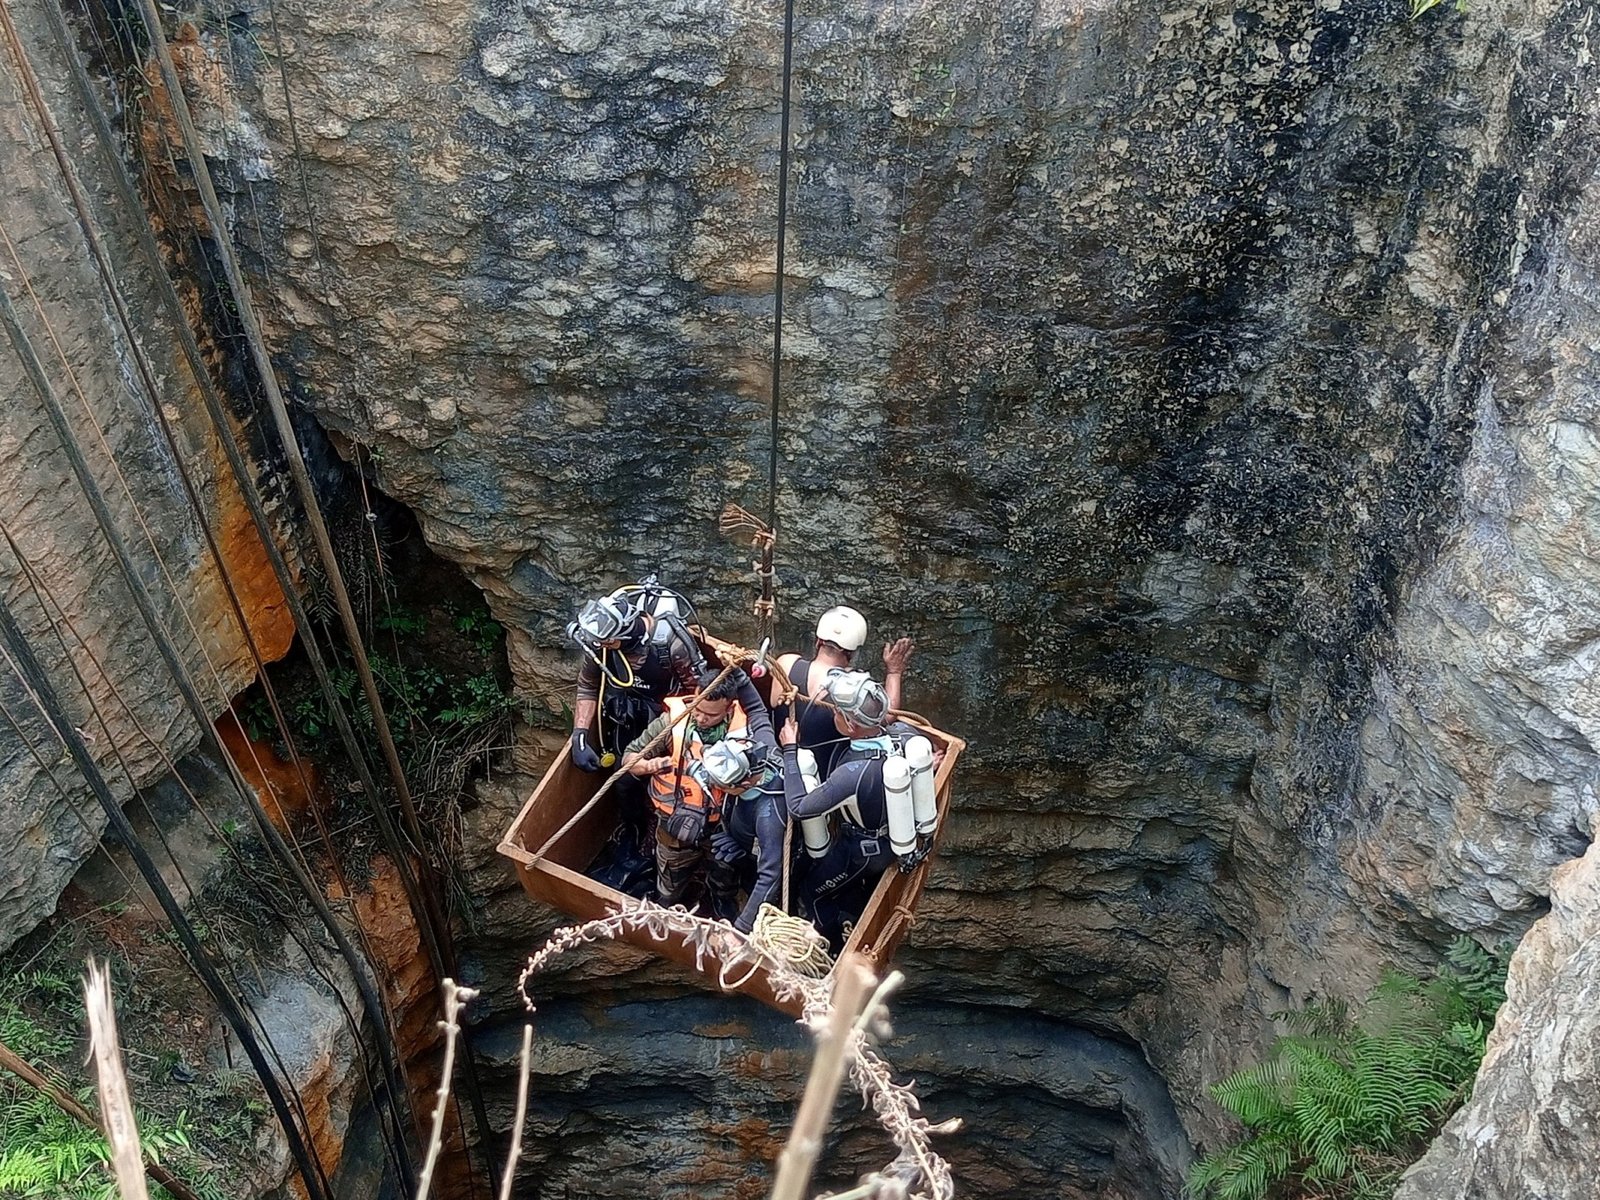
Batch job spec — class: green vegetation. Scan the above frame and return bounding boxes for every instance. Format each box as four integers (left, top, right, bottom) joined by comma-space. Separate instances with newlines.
0, 964, 232, 1200
1187, 937, 1510, 1200
1409, 0, 1466, 18
453, 605, 504, 655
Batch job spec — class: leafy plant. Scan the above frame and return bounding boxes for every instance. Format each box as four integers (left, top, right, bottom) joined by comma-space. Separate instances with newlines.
0, 1091, 204, 1200
239, 694, 276, 743
375, 604, 427, 637
0, 970, 227, 1200
1409, 0, 1466, 18
1187, 937, 1510, 1200
453, 606, 503, 655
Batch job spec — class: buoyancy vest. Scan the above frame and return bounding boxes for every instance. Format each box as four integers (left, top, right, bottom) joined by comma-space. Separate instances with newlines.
648, 697, 749, 822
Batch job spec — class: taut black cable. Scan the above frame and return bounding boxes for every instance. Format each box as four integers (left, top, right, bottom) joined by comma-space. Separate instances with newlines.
767, 0, 798, 537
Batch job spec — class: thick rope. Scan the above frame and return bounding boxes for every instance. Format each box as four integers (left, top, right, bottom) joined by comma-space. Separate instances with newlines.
747, 902, 831, 980
0, 28, 416, 1163
128, 0, 493, 1160
0, 596, 333, 1200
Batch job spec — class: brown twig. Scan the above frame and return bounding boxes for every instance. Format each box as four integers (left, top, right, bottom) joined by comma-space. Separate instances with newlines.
84, 958, 150, 1200
516, 904, 957, 1198
0, 1037, 204, 1200
770, 954, 877, 1200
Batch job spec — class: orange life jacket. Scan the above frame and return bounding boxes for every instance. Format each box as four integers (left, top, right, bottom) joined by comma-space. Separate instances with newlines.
648, 697, 749, 823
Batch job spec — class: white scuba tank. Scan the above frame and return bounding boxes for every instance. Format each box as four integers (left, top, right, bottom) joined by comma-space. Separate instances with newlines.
884, 756, 916, 857
905, 735, 937, 836
796, 748, 832, 858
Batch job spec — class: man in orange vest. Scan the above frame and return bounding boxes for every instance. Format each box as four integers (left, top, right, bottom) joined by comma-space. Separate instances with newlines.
622, 671, 774, 908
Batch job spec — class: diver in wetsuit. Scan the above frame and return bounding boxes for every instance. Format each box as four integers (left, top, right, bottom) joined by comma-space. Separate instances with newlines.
703, 740, 789, 934
779, 671, 927, 948
567, 584, 774, 886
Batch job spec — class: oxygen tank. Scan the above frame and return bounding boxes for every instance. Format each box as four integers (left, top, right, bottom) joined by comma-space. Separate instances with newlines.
884, 756, 916, 857
612, 578, 686, 645
796, 748, 832, 858
905, 735, 937, 836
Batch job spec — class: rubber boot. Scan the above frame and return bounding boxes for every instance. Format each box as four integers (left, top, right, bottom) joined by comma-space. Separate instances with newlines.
705, 856, 743, 925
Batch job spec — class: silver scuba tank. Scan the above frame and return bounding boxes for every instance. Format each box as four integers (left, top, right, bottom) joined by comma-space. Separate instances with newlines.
796, 748, 832, 858
904, 735, 937, 836
884, 756, 916, 857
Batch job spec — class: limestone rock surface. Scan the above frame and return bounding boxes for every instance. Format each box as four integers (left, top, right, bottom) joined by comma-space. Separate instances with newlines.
5, 0, 1600, 1193
185, 0, 1600, 1169
1393, 815, 1600, 1200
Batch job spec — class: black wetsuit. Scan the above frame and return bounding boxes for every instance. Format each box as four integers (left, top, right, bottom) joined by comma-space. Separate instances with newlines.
783, 728, 915, 947
776, 657, 850, 777
576, 639, 699, 759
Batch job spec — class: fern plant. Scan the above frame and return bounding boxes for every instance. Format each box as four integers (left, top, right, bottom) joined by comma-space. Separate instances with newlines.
1187, 937, 1509, 1200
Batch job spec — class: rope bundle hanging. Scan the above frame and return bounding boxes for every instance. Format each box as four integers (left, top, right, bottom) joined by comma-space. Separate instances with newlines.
720, 502, 778, 638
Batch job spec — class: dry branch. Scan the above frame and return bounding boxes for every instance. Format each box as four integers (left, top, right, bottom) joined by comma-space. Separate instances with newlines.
84, 958, 150, 1200
0, 1036, 204, 1200
770, 954, 877, 1200
416, 978, 478, 1200
515, 901, 958, 1199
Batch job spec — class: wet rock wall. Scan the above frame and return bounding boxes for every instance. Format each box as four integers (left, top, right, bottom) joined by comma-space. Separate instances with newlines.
0, 0, 293, 950
2, 0, 1599, 1195
182, 0, 1600, 1158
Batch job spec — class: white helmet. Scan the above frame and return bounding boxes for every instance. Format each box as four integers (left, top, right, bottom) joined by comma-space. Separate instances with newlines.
815, 606, 867, 652
700, 738, 760, 790
822, 670, 891, 728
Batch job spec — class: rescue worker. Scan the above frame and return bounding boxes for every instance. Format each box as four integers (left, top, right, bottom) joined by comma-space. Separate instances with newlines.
702, 739, 789, 934
567, 584, 774, 881
567, 587, 707, 771
774, 606, 913, 776
780, 670, 931, 947
622, 672, 774, 908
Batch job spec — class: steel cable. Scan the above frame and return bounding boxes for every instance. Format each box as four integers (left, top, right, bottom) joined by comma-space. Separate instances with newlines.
124, 0, 493, 1163
0, 593, 332, 1200
34, 0, 477, 1170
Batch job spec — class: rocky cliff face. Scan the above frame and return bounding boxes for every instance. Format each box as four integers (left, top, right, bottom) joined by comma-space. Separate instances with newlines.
5, 0, 1600, 1194
1393, 810, 1600, 1199
0, 0, 293, 952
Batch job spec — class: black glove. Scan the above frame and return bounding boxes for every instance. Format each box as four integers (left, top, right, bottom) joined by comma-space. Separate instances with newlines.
662, 805, 707, 846
570, 730, 600, 772
710, 830, 746, 864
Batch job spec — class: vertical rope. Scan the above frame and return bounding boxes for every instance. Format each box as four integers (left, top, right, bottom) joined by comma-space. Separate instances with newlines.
125, 0, 494, 1169
760, 0, 799, 642
767, 0, 797, 534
